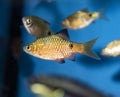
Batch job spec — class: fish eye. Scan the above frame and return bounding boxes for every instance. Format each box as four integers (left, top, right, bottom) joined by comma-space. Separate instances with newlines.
47, 31, 51, 35
89, 13, 92, 17
26, 45, 31, 50
69, 43, 73, 49
26, 19, 32, 24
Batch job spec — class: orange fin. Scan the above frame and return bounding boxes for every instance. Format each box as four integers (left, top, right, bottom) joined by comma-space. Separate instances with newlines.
56, 29, 69, 40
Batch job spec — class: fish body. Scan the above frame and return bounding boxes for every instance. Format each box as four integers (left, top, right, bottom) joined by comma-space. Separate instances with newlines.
101, 40, 120, 57
23, 29, 100, 63
62, 8, 103, 29
30, 83, 64, 97
27, 75, 113, 97
22, 16, 53, 38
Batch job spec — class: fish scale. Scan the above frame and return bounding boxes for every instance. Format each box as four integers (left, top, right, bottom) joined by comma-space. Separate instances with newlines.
23, 29, 100, 63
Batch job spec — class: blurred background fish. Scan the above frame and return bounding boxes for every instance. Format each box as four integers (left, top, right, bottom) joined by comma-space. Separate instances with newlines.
61, 8, 107, 30
27, 75, 113, 97
30, 83, 64, 97
22, 16, 54, 38
101, 39, 120, 57
23, 29, 100, 63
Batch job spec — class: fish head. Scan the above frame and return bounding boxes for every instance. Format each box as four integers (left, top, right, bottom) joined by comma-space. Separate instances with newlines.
23, 43, 35, 55
23, 40, 45, 57
22, 16, 34, 28
23, 41, 40, 56
89, 12, 100, 19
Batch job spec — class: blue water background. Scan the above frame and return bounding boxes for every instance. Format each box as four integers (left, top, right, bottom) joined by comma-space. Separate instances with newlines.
10, 0, 120, 97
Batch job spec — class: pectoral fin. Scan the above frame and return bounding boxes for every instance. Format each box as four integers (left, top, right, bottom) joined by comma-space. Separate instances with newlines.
56, 29, 69, 40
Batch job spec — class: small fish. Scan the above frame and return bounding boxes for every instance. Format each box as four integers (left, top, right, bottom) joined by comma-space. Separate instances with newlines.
30, 83, 64, 97
27, 75, 113, 97
23, 29, 100, 63
62, 8, 106, 29
22, 16, 54, 38
101, 39, 120, 57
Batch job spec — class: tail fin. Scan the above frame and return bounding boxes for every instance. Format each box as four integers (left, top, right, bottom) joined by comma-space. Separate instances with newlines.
83, 38, 101, 60
98, 8, 109, 21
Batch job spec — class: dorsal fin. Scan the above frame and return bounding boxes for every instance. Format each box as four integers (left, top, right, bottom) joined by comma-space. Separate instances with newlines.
56, 29, 69, 40
42, 19, 50, 25
81, 8, 89, 12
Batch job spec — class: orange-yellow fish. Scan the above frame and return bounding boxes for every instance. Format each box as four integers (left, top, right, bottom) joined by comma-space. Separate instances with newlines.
62, 8, 106, 30
23, 29, 100, 63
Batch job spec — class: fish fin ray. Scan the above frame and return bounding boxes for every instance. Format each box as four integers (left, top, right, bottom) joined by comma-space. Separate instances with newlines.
98, 9, 109, 21
42, 19, 50, 25
68, 53, 76, 61
56, 29, 69, 40
83, 37, 101, 60
81, 7, 89, 12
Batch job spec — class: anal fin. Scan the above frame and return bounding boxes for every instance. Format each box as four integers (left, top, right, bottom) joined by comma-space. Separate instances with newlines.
68, 53, 76, 61
54, 59, 65, 64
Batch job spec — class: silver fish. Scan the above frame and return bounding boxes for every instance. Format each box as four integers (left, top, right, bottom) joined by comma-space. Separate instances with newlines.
22, 16, 54, 38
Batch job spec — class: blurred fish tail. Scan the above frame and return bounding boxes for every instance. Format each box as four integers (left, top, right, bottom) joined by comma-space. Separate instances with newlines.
97, 8, 108, 21
83, 37, 101, 60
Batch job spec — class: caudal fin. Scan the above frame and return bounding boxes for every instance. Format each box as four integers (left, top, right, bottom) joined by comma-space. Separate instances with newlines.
98, 9, 109, 21
83, 38, 101, 60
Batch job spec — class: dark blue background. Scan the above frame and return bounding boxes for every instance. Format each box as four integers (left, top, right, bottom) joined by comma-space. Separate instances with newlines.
0, 0, 11, 95
0, 0, 120, 97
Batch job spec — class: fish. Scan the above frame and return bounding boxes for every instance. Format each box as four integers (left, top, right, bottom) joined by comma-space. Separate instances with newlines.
30, 83, 65, 97
23, 29, 100, 63
101, 39, 120, 57
62, 8, 106, 30
22, 16, 54, 38
27, 75, 113, 97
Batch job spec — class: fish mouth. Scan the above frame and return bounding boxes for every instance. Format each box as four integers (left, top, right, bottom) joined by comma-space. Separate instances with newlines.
23, 46, 28, 53
22, 17, 28, 28
22, 17, 26, 24
22, 17, 28, 26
